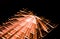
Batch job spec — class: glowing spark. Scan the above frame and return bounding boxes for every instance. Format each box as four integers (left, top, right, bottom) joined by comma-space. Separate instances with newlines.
0, 9, 57, 39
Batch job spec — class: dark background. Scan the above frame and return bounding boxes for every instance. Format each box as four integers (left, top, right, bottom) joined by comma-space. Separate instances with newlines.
0, 0, 60, 39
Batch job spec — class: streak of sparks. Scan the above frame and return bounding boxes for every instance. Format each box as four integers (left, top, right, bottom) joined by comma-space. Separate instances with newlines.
0, 9, 57, 39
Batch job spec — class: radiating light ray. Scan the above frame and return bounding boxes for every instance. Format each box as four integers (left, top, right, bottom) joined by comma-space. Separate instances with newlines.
0, 9, 57, 39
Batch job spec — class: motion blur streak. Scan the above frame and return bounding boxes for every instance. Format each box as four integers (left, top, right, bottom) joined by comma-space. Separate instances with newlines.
0, 9, 57, 39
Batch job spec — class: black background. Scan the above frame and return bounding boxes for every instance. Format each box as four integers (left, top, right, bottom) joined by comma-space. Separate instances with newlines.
0, 0, 60, 39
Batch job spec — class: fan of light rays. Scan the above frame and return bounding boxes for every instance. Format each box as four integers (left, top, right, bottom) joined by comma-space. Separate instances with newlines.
0, 9, 57, 39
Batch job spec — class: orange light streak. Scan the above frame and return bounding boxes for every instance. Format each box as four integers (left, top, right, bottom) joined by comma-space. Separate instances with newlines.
0, 9, 57, 39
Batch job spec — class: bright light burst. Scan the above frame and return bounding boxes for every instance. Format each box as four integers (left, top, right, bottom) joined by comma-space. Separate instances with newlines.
0, 9, 57, 39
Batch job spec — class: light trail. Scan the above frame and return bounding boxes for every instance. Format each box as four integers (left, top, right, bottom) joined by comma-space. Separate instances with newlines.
0, 9, 57, 39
